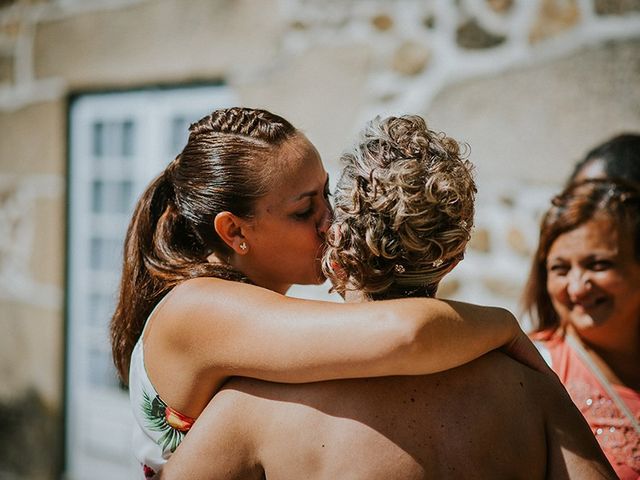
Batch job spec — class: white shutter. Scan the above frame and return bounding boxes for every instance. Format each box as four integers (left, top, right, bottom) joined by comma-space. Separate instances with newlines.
66, 85, 237, 479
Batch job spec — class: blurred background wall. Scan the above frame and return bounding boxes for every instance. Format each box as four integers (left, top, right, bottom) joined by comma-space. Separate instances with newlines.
0, 0, 638, 478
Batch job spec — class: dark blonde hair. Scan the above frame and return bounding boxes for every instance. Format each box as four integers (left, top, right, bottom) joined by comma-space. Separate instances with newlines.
523, 179, 640, 332
110, 107, 298, 383
323, 115, 475, 300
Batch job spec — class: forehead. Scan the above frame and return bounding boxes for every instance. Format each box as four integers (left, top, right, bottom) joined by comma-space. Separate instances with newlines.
277, 134, 321, 170
549, 216, 624, 257
260, 134, 326, 206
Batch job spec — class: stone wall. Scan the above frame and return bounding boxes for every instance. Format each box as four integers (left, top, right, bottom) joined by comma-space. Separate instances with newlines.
428, 37, 640, 322
0, 0, 638, 477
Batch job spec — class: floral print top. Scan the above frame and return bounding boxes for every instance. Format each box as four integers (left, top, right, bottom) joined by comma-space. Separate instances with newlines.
129, 320, 195, 479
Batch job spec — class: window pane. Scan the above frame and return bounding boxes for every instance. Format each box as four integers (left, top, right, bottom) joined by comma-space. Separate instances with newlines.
119, 180, 134, 213
92, 180, 104, 213
121, 120, 135, 158
91, 180, 134, 214
105, 122, 119, 157
90, 237, 121, 271
92, 121, 104, 158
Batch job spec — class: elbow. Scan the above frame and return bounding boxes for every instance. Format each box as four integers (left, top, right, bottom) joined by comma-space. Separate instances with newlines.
382, 310, 429, 373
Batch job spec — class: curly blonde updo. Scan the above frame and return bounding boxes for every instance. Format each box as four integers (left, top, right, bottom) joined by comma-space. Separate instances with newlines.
323, 115, 476, 300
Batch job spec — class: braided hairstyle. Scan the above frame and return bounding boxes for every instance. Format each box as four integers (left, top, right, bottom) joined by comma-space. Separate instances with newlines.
110, 107, 297, 383
323, 115, 476, 300
523, 178, 640, 332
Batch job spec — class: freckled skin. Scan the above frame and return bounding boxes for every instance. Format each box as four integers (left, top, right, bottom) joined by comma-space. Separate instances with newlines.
163, 352, 616, 479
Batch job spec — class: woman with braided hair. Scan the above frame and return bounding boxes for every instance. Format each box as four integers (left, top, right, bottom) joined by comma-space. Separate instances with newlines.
111, 107, 541, 477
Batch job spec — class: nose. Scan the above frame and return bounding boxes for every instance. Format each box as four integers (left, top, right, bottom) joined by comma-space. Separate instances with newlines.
566, 269, 592, 302
317, 203, 333, 237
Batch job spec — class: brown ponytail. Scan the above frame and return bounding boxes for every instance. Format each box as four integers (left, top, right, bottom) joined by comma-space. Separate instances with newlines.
110, 107, 297, 383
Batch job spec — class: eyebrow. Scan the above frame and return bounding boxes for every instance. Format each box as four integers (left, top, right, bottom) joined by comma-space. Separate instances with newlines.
292, 174, 330, 201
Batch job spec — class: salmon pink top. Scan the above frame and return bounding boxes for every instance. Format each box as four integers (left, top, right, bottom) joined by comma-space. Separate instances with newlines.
534, 332, 640, 480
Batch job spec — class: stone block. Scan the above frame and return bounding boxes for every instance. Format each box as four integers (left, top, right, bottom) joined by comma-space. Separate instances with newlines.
0, 53, 13, 86
29, 196, 64, 287
482, 275, 522, 299
371, 13, 393, 31
487, 0, 514, 13
529, 0, 580, 44
436, 277, 460, 299
0, 300, 63, 408
391, 40, 430, 76
0, 16, 22, 40
0, 100, 65, 175
34, 0, 282, 89
0, 0, 18, 10
506, 225, 531, 257
595, 0, 640, 15
0, 388, 61, 480
456, 18, 506, 49
468, 227, 491, 253
423, 15, 436, 29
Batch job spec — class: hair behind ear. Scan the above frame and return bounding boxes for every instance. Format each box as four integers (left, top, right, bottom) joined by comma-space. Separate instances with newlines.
110, 173, 249, 384
110, 107, 299, 384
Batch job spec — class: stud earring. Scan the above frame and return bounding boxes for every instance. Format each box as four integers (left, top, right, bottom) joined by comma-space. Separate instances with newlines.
239, 242, 248, 252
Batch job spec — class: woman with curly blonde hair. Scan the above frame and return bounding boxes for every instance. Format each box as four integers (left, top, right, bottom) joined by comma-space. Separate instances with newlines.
324, 114, 475, 301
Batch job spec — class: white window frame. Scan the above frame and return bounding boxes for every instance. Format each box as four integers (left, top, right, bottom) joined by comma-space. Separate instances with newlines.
66, 85, 237, 479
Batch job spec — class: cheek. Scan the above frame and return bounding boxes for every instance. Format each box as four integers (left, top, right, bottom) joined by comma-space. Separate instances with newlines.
546, 277, 567, 306
593, 271, 626, 294
290, 224, 323, 252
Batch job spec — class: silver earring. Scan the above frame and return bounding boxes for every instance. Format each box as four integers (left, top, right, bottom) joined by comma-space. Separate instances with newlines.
239, 242, 248, 251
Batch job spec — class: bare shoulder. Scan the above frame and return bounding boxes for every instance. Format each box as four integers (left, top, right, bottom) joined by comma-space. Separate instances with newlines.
153, 277, 279, 338
452, 350, 544, 389
164, 276, 266, 311
507, 358, 618, 479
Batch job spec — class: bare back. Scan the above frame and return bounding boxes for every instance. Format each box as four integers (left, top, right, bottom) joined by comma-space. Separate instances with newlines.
162, 351, 615, 479
249, 351, 546, 479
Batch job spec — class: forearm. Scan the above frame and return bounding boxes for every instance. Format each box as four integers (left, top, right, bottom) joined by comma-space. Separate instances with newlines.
254, 298, 520, 380
175, 278, 522, 383
160, 390, 263, 480
382, 299, 519, 375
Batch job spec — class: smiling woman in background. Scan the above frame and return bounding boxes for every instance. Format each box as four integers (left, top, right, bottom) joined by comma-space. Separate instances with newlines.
523, 179, 640, 479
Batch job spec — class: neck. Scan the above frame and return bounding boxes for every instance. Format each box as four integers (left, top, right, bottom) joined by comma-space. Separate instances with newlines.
344, 289, 368, 303
207, 252, 291, 295
572, 323, 640, 359
568, 324, 640, 389
242, 272, 291, 295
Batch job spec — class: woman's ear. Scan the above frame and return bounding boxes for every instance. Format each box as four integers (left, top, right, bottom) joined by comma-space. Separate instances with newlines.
214, 211, 249, 255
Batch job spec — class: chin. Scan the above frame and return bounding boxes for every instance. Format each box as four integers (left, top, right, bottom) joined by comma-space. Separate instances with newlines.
570, 313, 608, 332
